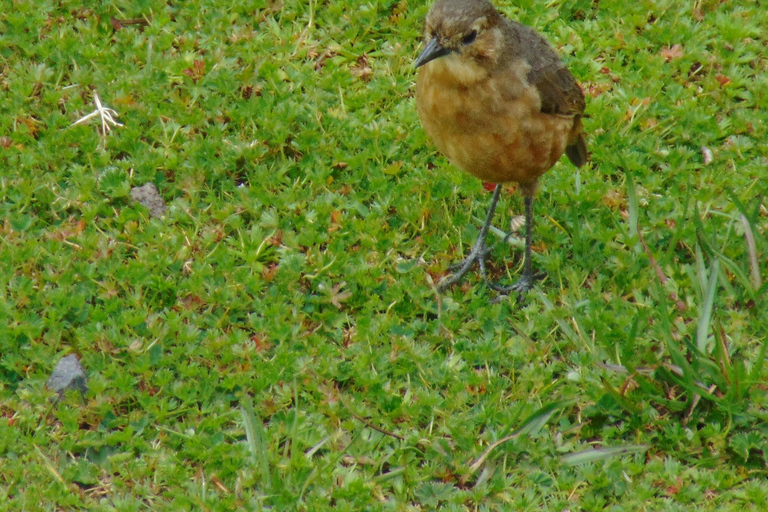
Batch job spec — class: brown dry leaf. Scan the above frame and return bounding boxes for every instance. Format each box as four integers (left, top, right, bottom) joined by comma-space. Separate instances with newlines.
389, 0, 407, 22
587, 82, 612, 98
665, 478, 683, 496
16, 116, 42, 138
193, 59, 205, 76
598, 67, 621, 83
342, 326, 356, 347
183, 59, 205, 82
210, 475, 230, 494
715, 74, 731, 87
262, 264, 279, 282
351, 54, 372, 81
314, 48, 335, 71
687, 61, 704, 80
180, 294, 205, 310
642, 118, 659, 130
329, 281, 352, 309
110, 17, 149, 31
241, 84, 262, 99
603, 189, 625, 210
268, 230, 283, 246
250, 334, 274, 354
46, 218, 85, 241
113, 94, 135, 107
660, 44, 684, 62
636, 97, 652, 107
328, 210, 342, 233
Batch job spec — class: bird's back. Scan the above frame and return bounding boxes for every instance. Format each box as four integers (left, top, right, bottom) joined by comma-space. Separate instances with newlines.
499, 19, 588, 166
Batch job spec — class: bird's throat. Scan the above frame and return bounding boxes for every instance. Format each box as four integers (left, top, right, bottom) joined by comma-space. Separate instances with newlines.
428, 53, 489, 86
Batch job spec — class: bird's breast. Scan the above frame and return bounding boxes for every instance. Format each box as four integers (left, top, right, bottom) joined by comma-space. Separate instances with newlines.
416, 58, 573, 185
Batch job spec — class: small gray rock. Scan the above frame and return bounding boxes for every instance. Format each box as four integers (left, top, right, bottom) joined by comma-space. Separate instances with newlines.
47, 354, 88, 396
131, 182, 166, 218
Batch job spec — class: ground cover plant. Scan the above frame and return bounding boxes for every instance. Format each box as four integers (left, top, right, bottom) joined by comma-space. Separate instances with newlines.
1, 0, 767, 509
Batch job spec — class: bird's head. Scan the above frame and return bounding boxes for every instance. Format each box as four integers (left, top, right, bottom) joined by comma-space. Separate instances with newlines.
414, 0, 503, 72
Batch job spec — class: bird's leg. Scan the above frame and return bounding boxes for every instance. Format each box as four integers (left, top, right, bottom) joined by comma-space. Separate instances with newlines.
515, 195, 537, 292
437, 184, 502, 291
488, 195, 546, 298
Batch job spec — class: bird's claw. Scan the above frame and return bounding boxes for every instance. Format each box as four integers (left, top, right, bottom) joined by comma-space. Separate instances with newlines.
437, 244, 489, 291
488, 271, 547, 302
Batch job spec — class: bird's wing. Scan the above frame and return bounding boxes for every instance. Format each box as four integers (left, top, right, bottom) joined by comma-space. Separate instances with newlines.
529, 65, 585, 116
504, 21, 586, 117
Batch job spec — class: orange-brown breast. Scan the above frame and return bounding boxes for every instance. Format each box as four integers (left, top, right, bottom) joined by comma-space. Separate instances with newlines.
416, 55, 574, 186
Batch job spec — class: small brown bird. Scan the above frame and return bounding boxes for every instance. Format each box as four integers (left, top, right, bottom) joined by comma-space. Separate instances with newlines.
415, 0, 588, 295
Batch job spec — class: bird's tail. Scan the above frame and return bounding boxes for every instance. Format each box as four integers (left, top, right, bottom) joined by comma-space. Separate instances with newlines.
565, 117, 588, 167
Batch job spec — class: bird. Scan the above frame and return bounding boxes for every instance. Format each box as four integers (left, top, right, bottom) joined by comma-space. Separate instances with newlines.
414, 0, 588, 297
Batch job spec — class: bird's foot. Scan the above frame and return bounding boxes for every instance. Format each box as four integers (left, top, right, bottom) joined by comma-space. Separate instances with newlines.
437, 243, 491, 291
489, 271, 547, 302
438, 243, 543, 296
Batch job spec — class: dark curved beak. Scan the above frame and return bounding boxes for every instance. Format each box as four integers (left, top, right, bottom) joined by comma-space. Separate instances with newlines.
414, 36, 451, 68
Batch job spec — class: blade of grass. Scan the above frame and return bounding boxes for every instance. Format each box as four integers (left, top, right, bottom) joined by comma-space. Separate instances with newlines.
625, 171, 639, 238
697, 258, 719, 353
693, 202, 717, 259
514, 400, 572, 437
658, 299, 707, 403
683, 337, 727, 389
654, 276, 676, 346
562, 444, 649, 466
34, 445, 65, 484
540, 295, 593, 353
749, 338, 768, 385
739, 214, 762, 289
727, 190, 768, 248
600, 375, 638, 412
463, 400, 571, 482
662, 186, 693, 263
693, 205, 754, 291
242, 398, 272, 491
639, 229, 686, 311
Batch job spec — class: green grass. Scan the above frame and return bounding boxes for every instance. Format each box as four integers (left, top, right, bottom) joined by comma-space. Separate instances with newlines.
1, 0, 767, 509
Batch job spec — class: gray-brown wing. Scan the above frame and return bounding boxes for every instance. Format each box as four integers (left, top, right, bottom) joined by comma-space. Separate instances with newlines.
502, 19, 589, 165
531, 66, 586, 116
503, 20, 586, 116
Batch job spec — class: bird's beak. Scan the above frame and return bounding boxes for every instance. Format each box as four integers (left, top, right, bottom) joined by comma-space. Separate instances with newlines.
414, 36, 451, 68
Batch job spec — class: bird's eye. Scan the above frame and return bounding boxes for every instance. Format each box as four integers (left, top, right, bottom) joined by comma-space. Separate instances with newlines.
462, 30, 478, 45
